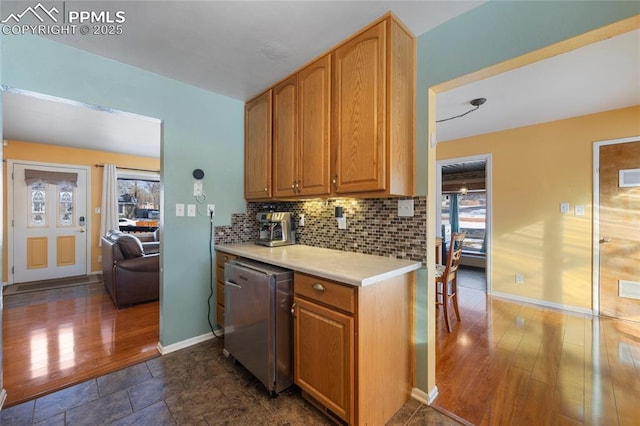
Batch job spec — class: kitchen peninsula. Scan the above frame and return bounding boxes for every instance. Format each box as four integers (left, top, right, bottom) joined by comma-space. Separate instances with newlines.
216, 243, 421, 425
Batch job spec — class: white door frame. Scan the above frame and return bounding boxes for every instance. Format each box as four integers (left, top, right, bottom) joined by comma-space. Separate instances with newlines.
436, 153, 493, 293
7, 159, 92, 285
592, 135, 640, 315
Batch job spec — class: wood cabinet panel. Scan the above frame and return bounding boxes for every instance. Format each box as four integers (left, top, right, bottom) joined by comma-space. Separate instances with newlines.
245, 91, 272, 200
333, 21, 386, 194
273, 76, 298, 197
294, 271, 355, 313
215, 251, 237, 327
294, 296, 354, 424
273, 55, 331, 198
298, 55, 331, 196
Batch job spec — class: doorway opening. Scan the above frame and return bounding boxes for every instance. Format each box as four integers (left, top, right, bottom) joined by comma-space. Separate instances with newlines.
1, 87, 162, 407
436, 155, 491, 293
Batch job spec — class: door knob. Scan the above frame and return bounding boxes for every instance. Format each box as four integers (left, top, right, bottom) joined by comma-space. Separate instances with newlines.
599, 237, 612, 244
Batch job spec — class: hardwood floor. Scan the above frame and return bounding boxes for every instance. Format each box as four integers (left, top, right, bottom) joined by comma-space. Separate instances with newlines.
2, 282, 159, 407
433, 284, 640, 425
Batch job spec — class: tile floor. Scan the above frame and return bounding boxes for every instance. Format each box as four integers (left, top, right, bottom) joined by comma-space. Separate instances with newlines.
1, 337, 462, 425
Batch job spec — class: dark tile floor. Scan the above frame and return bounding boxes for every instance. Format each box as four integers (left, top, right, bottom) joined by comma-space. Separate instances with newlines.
1, 337, 462, 425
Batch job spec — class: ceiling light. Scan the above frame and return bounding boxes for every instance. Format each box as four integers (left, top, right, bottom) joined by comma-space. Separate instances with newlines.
437, 97, 487, 123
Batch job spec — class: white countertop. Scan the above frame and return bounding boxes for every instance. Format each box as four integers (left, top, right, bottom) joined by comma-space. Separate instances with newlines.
216, 243, 421, 287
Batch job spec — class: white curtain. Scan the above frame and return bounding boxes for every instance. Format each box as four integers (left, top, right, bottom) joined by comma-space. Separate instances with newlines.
100, 164, 119, 242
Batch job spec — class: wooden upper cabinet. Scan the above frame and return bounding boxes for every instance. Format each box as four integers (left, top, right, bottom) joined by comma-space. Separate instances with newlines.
333, 17, 415, 196
245, 90, 272, 200
273, 76, 298, 197
245, 14, 414, 200
297, 55, 331, 196
273, 55, 331, 198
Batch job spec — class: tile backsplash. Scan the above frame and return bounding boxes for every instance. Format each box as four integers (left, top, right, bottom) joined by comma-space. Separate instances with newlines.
215, 196, 427, 264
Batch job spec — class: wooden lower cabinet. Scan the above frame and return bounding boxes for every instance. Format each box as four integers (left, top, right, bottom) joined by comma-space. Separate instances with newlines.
215, 251, 238, 328
294, 296, 354, 424
293, 271, 414, 425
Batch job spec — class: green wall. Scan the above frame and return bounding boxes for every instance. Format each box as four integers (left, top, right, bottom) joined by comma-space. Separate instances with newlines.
0, 35, 245, 347
413, 1, 639, 392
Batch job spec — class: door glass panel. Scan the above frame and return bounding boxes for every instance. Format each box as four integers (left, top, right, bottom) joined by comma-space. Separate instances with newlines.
57, 184, 74, 227
29, 182, 47, 227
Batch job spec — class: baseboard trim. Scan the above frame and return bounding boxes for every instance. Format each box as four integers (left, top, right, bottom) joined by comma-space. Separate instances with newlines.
0, 388, 7, 411
157, 332, 215, 355
411, 386, 438, 405
411, 387, 429, 405
428, 386, 439, 404
490, 291, 593, 315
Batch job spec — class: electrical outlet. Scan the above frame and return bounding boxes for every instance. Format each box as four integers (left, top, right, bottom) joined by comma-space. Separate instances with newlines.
207, 204, 215, 216
176, 203, 185, 216
97, 255, 102, 263
515, 273, 524, 284
187, 204, 196, 217
193, 181, 203, 196
299, 213, 305, 227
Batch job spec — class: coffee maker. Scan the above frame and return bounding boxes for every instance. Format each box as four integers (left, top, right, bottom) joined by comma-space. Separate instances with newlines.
256, 211, 296, 247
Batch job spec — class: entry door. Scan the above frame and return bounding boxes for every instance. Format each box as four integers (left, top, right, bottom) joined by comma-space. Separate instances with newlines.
598, 141, 640, 322
12, 163, 88, 283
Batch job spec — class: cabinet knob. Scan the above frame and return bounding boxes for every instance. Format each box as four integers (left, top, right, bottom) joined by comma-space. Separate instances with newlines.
291, 182, 296, 189
312, 283, 326, 292
264, 187, 268, 192
332, 175, 338, 189
291, 303, 296, 315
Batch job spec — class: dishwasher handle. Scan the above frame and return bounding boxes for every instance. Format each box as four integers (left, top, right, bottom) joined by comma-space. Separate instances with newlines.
225, 280, 242, 289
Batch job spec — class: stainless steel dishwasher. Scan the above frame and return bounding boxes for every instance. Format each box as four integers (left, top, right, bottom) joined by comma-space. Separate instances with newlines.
223, 258, 293, 395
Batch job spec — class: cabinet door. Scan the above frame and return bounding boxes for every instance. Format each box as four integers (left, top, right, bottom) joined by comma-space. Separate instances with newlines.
273, 76, 298, 198
293, 297, 353, 424
245, 91, 272, 199
298, 55, 331, 196
333, 21, 386, 194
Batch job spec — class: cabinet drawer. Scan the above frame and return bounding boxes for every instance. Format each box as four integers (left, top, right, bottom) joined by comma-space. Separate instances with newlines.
215, 251, 237, 268
216, 283, 225, 307
294, 272, 355, 314
216, 265, 225, 285
216, 304, 224, 328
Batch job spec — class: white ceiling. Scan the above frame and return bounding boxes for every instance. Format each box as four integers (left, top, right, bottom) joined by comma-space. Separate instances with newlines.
2, 90, 162, 157
39, 0, 485, 101
436, 28, 640, 142
1, 1, 638, 157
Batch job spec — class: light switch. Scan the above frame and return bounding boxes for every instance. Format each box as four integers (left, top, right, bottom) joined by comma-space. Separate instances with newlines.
575, 205, 585, 216
560, 202, 569, 214
398, 199, 414, 217
187, 204, 196, 217
176, 203, 185, 216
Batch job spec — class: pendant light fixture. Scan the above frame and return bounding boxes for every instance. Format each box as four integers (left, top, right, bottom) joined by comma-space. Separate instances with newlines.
437, 98, 487, 123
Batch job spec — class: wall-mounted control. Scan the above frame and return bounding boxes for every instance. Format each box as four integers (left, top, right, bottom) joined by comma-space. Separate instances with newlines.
575, 205, 585, 216
187, 204, 196, 217
193, 181, 203, 196
560, 202, 569, 214
398, 199, 414, 217
176, 203, 185, 217
299, 213, 305, 227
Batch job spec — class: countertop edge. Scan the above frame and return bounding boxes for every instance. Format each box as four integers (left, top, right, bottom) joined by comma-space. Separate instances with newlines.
216, 244, 421, 287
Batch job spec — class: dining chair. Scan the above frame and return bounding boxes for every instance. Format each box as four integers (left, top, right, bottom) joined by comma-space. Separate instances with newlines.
435, 232, 465, 333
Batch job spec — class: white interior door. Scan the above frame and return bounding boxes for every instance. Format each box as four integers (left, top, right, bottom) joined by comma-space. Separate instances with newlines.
11, 162, 89, 283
